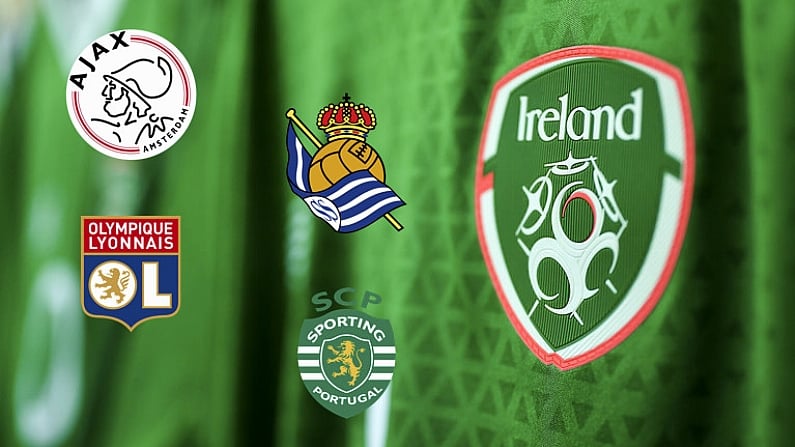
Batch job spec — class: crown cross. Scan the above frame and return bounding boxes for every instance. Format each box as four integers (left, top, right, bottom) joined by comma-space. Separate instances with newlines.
316, 94, 376, 142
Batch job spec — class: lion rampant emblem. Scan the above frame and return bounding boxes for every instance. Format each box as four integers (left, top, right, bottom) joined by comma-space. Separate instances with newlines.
326, 340, 366, 386
94, 267, 131, 303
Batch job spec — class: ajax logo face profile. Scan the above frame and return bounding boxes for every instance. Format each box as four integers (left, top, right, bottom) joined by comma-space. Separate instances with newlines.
66, 30, 196, 160
475, 46, 695, 370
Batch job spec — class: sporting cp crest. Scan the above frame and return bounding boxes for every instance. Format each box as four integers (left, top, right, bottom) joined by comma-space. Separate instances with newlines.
297, 308, 396, 418
284, 94, 405, 233
81, 216, 180, 330
475, 46, 695, 369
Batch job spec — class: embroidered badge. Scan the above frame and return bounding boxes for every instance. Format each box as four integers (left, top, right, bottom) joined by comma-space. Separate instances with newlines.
475, 46, 694, 369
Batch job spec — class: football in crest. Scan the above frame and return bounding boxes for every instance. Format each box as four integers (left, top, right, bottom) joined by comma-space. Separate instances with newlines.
284, 94, 405, 233
308, 95, 384, 192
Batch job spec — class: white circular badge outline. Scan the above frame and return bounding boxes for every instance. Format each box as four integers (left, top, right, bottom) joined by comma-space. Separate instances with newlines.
65, 29, 196, 160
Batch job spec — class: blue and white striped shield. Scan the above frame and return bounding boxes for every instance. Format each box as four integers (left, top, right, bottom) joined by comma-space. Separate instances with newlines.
285, 123, 404, 232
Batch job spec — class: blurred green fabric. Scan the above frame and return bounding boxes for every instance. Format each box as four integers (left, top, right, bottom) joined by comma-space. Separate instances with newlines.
1, 1, 252, 446
1, 0, 794, 446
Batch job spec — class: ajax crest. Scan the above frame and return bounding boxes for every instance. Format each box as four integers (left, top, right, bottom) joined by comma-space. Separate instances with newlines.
297, 289, 396, 418
475, 46, 695, 369
66, 30, 196, 160
82, 217, 180, 330
284, 95, 405, 233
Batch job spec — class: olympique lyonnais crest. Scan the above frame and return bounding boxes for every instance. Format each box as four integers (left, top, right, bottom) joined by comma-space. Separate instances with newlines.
82, 216, 180, 330
284, 95, 405, 233
297, 309, 396, 418
475, 46, 695, 369
66, 30, 196, 160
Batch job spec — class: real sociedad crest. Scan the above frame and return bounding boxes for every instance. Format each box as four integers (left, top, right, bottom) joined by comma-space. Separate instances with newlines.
475, 46, 695, 369
284, 94, 405, 233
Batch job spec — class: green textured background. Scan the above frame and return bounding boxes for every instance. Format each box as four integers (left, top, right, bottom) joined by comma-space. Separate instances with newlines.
0, 0, 794, 446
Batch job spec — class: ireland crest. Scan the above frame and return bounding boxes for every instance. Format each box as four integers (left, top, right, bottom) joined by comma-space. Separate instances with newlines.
475, 46, 695, 369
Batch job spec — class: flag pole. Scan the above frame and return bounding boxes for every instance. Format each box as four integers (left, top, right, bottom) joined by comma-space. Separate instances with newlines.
286, 108, 323, 148
286, 108, 404, 232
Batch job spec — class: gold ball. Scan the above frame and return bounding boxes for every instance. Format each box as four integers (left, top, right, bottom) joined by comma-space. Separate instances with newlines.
308, 139, 385, 192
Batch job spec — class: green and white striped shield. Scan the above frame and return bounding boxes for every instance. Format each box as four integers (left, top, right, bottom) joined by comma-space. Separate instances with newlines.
297, 309, 396, 418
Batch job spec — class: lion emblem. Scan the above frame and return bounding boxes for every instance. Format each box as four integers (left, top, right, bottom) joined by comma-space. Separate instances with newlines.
95, 267, 131, 303
326, 340, 367, 386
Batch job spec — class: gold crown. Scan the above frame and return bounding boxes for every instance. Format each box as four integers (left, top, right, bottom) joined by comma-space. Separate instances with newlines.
317, 94, 376, 141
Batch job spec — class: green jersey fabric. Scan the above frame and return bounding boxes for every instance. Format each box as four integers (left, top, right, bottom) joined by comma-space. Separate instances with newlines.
270, 0, 795, 446
1, 0, 794, 446
1, 0, 250, 446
